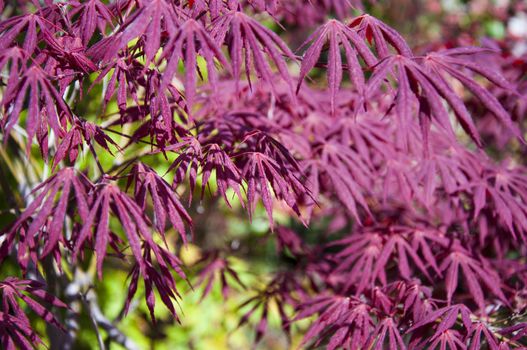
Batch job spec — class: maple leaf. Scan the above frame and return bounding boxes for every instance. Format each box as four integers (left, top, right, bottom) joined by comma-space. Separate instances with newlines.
382, 155, 421, 205
274, 226, 305, 256
428, 329, 467, 350
330, 113, 396, 166
372, 228, 436, 281
125, 70, 188, 148
0, 310, 44, 350
406, 304, 472, 340
43, 34, 98, 74
413, 146, 481, 207
53, 118, 120, 170
235, 131, 308, 228
108, 105, 189, 152
365, 54, 484, 147
296, 295, 374, 350
1, 65, 72, 155
304, 138, 373, 222
468, 163, 527, 240
296, 19, 376, 113
145, 71, 190, 141
129, 163, 192, 244
0, 278, 67, 350
439, 242, 507, 310
0, 278, 67, 329
201, 143, 245, 204
349, 14, 413, 58
422, 48, 524, 143
72, 181, 155, 278
194, 250, 246, 300
365, 317, 407, 350
210, 10, 296, 97
236, 272, 299, 344
65, 179, 188, 320
385, 281, 435, 323
0, 12, 53, 55
467, 322, 499, 350
0, 47, 28, 99
408, 227, 448, 275
164, 136, 244, 206
0, 168, 92, 270
125, 241, 186, 322
329, 226, 442, 293
69, 0, 114, 45
158, 19, 230, 110
91, 56, 144, 113
369, 287, 394, 315
89, 0, 184, 63
166, 136, 205, 201
328, 232, 383, 293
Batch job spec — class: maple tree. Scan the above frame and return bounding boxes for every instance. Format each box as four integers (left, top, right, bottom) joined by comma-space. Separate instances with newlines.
0, 0, 526, 348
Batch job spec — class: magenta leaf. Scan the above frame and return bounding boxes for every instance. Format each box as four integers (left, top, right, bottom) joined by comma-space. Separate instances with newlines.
210, 10, 296, 97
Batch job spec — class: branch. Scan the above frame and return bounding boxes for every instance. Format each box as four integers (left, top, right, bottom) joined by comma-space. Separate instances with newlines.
83, 287, 140, 350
